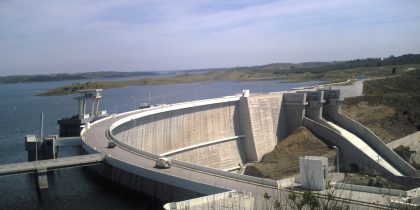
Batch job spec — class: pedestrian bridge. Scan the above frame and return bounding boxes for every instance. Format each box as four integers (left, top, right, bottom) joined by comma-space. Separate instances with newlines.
0, 153, 104, 176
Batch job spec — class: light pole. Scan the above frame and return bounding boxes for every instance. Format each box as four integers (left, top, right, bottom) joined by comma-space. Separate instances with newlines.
333, 146, 339, 174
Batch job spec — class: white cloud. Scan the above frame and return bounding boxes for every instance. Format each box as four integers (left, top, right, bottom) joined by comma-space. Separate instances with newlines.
0, 0, 419, 75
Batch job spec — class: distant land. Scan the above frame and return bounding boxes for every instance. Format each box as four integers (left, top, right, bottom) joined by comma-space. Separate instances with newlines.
0, 71, 160, 84
2, 53, 418, 96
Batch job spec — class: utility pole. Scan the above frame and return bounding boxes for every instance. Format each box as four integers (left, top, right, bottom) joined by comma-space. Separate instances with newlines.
40, 112, 44, 142
333, 146, 339, 174
147, 91, 151, 106
37, 113, 44, 168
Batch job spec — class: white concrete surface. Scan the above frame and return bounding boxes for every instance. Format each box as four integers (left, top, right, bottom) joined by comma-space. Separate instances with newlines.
326, 121, 403, 176
387, 131, 420, 150
110, 98, 244, 170
300, 156, 328, 191
160, 135, 244, 157
333, 182, 407, 197
245, 93, 283, 160
163, 191, 254, 210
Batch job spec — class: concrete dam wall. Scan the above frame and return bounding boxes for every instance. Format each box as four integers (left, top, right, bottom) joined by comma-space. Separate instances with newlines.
109, 93, 295, 170
108, 87, 416, 184
111, 98, 245, 170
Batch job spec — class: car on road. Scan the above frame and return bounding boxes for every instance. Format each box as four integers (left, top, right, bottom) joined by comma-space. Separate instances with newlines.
156, 157, 171, 169
107, 142, 116, 148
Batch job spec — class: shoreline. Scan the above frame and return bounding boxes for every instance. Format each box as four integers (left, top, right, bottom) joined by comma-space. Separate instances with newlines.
38, 64, 419, 96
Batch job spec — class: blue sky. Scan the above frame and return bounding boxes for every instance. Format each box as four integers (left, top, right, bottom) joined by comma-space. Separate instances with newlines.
0, 0, 420, 75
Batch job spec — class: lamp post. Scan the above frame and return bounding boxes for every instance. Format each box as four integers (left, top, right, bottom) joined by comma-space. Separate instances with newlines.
333, 146, 339, 174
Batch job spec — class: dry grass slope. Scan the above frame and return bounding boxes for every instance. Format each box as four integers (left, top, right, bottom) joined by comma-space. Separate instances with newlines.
341, 69, 420, 143
245, 127, 335, 180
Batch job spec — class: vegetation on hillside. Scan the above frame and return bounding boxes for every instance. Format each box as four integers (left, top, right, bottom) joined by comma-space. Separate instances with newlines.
341, 69, 420, 143
38, 72, 225, 96
0, 71, 158, 84
273, 54, 420, 74
244, 127, 335, 180
38, 64, 420, 96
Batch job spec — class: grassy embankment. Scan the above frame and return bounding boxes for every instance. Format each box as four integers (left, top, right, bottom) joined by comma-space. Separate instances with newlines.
38, 64, 419, 96
341, 68, 420, 143
38, 71, 258, 96
244, 127, 336, 180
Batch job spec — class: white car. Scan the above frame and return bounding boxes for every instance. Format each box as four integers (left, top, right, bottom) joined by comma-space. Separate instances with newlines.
156, 157, 171, 169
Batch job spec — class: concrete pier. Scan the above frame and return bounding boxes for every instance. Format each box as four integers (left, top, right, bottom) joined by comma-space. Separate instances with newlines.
0, 154, 104, 176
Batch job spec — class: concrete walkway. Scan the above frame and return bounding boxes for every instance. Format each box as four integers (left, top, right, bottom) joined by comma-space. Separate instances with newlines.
0, 153, 104, 176
326, 121, 403, 176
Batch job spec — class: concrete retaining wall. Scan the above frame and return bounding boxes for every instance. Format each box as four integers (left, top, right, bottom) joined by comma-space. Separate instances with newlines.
238, 97, 256, 161
88, 159, 219, 204
304, 91, 325, 122
321, 80, 363, 99
105, 156, 227, 195
323, 103, 418, 177
80, 140, 222, 204
333, 182, 407, 197
278, 93, 307, 140
170, 158, 278, 188
277, 177, 295, 189
239, 93, 283, 161
163, 191, 255, 210
303, 117, 396, 178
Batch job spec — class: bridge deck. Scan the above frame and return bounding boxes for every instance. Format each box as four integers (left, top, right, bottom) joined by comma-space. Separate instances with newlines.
0, 153, 104, 176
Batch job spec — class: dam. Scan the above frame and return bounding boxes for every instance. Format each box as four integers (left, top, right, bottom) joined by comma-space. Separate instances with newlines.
74, 84, 418, 209
3, 82, 418, 209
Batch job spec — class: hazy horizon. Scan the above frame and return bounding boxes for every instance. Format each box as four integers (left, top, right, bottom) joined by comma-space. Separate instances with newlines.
1, 0, 420, 76
0, 52, 417, 77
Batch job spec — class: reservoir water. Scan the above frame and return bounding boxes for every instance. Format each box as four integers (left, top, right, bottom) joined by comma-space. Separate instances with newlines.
0, 79, 320, 210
